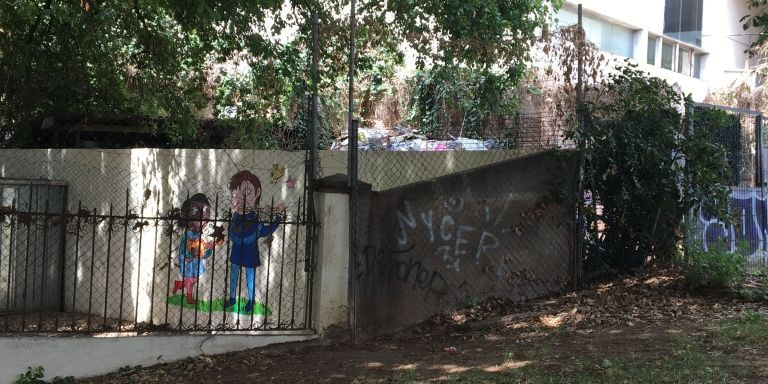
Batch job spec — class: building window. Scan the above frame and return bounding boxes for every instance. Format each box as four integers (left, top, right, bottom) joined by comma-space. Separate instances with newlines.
556, 8, 635, 57
661, 42, 674, 70
678, 48, 692, 76
647, 37, 657, 65
664, 0, 703, 46
694, 53, 702, 79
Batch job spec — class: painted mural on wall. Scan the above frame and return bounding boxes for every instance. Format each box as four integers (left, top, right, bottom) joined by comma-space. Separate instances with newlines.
698, 188, 768, 262
171, 193, 224, 305
166, 170, 285, 316
227, 170, 284, 314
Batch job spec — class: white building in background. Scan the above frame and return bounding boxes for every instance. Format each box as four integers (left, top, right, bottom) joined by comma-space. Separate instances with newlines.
557, 0, 761, 101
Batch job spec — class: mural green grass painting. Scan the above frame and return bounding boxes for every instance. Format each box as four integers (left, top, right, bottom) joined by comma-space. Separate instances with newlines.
166, 294, 271, 316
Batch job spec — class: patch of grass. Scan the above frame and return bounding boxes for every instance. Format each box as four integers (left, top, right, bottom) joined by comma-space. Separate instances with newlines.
437, 369, 515, 383
681, 242, 746, 290
715, 310, 768, 350
738, 268, 768, 301
426, 338, 742, 383
166, 294, 271, 316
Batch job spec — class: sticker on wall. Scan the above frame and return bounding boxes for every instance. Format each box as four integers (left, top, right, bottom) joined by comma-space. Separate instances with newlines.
285, 176, 297, 189
270, 163, 286, 183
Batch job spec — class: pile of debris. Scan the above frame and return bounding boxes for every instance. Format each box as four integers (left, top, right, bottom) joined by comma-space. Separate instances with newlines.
330, 125, 500, 151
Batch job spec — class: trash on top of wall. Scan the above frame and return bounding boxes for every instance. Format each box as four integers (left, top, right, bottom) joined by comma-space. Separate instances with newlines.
330, 126, 499, 152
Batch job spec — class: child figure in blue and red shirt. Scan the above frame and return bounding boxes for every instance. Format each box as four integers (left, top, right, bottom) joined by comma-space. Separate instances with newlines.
227, 170, 283, 313
172, 193, 223, 305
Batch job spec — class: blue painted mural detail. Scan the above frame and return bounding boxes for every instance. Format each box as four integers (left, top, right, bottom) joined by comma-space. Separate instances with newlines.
698, 188, 768, 262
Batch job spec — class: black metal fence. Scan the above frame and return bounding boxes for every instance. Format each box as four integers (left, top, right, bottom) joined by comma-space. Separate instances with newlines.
0, 181, 314, 334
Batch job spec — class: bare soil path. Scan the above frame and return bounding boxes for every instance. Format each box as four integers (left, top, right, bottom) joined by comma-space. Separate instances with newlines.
77, 272, 768, 383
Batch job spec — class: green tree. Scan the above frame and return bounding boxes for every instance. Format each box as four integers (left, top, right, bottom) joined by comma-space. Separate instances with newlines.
742, 0, 768, 55
0, 0, 560, 147
574, 64, 731, 272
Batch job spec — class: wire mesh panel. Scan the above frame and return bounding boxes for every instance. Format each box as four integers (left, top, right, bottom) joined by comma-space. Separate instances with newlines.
0, 149, 315, 333
687, 104, 767, 268
353, 150, 580, 336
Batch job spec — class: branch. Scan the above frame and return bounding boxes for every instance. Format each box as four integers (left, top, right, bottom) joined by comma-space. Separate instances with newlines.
24, 0, 52, 44
133, 0, 148, 30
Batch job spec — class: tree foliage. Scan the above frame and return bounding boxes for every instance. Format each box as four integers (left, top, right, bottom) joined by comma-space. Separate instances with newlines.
573, 64, 732, 272
743, 0, 768, 55
0, 0, 560, 147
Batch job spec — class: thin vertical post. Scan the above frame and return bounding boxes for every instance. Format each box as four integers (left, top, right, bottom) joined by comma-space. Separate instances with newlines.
37, 196, 49, 330
20, 187, 33, 331
118, 189, 130, 330
577, 4, 584, 105
5, 198, 15, 331
70, 201, 82, 331
134, 202, 146, 328
103, 203, 114, 329
277, 217, 287, 328
207, 193, 220, 330
757, 115, 767, 263
86, 208, 97, 331
292, 198, 301, 328
572, 4, 585, 290
56, 186, 68, 329
310, 9, 319, 188
148, 195, 160, 327
222, 206, 232, 329
347, 0, 358, 346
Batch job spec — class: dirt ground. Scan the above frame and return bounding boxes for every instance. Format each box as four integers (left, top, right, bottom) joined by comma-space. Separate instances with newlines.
78, 272, 768, 383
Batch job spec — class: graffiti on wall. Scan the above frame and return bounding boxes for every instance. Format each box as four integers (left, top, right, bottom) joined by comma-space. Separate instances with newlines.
357, 244, 450, 301
394, 195, 513, 272
358, 192, 553, 301
698, 188, 768, 261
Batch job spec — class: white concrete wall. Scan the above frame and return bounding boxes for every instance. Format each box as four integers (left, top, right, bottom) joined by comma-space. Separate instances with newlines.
0, 148, 542, 330
0, 149, 309, 330
311, 191, 349, 336
0, 331, 316, 383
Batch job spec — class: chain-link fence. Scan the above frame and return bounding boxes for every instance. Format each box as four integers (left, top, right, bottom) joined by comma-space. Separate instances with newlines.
686, 104, 768, 268
337, 109, 579, 336
0, 149, 315, 333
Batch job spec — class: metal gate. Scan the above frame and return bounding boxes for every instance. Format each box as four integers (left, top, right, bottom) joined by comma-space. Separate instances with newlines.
0, 179, 67, 314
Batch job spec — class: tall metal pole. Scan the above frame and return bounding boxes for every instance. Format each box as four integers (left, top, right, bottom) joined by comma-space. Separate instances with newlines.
310, 11, 319, 189
303, 10, 320, 330
347, 0, 358, 346
573, 4, 586, 289
576, 4, 583, 105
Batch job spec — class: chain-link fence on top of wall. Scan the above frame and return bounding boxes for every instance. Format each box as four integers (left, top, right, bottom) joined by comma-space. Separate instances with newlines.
0, 149, 315, 333
328, 110, 575, 192
685, 103, 768, 269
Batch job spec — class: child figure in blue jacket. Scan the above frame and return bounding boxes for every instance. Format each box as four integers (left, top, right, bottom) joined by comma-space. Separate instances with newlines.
227, 170, 283, 313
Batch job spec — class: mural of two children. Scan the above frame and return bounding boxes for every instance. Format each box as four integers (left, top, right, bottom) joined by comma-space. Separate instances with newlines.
171, 170, 284, 314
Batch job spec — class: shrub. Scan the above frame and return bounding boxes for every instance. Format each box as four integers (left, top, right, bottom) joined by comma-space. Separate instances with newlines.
15, 367, 44, 384
681, 242, 746, 290
738, 268, 768, 301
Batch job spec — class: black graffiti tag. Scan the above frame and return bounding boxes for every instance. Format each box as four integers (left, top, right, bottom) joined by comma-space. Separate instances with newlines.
358, 245, 449, 300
